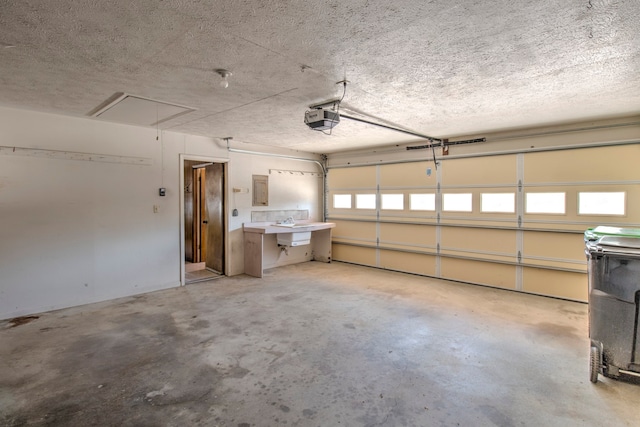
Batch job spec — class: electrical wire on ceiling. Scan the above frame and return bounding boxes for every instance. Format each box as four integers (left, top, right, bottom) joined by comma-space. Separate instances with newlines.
324, 80, 348, 136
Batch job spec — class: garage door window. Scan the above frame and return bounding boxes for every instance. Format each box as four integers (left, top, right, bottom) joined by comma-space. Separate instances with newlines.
443, 193, 472, 212
356, 194, 376, 209
481, 193, 515, 213
409, 193, 436, 211
381, 194, 404, 210
526, 192, 565, 214
578, 192, 625, 215
333, 194, 352, 209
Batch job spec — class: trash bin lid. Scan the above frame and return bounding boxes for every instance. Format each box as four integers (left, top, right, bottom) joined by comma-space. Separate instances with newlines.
585, 226, 640, 250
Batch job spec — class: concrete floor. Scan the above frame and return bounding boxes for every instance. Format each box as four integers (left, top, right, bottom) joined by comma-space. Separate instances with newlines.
2, 262, 640, 426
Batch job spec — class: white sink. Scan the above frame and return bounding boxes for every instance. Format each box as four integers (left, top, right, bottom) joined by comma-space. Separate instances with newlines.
277, 231, 312, 246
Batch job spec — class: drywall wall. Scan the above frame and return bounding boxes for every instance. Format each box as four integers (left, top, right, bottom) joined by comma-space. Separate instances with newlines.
226, 151, 323, 275
0, 106, 322, 319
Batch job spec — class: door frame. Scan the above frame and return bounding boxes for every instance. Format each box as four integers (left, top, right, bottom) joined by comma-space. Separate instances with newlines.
179, 154, 229, 286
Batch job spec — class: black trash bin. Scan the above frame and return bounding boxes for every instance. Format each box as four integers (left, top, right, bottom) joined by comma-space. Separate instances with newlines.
585, 226, 640, 383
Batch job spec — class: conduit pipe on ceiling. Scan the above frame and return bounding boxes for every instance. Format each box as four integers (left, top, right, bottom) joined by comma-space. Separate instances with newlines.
227, 147, 328, 221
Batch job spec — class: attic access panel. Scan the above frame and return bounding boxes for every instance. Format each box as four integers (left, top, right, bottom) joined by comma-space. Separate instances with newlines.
89, 93, 196, 127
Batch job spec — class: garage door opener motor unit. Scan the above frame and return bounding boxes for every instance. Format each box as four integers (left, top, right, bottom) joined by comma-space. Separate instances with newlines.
304, 108, 340, 131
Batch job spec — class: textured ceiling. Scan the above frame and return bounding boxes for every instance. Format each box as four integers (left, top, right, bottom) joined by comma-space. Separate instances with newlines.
0, 0, 638, 153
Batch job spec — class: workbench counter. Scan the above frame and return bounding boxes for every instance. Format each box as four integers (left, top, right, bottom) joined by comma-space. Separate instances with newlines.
243, 222, 335, 277
243, 222, 335, 234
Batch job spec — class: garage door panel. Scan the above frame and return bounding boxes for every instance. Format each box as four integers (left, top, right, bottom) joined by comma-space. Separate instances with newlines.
332, 244, 376, 266
380, 162, 436, 187
332, 220, 376, 243
439, 219, 520, 228
328, 166, 377, 189
379, 250, 436, 276
378, 215, 438, 224
438, 251, 515, 264
329, 213, 379, 222
441, 227, 516, 254
380, 223, 436, 248
523, 231, 585, 262
524, 145, 640, 183
523, 268, 587, 301
441, 154, 517, 186
441, 258, 516, 290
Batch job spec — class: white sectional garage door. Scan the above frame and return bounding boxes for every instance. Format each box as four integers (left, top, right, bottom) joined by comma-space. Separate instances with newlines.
327, 144, 640, 302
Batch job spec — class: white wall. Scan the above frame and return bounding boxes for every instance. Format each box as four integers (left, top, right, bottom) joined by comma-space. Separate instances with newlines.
227, 151, 324, 273
0, 107, 322, 319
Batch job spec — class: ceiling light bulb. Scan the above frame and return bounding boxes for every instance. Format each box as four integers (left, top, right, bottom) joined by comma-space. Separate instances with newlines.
215, 69, 232, 89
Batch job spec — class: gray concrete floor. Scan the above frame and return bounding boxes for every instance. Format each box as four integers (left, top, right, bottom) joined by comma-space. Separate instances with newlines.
2, 262, 640, 426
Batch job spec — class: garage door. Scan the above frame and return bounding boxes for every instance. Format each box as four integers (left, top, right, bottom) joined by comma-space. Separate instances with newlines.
327, 144, 640, 302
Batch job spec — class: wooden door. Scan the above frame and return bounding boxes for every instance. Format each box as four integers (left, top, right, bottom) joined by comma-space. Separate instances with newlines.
199, 168, 207, 262
184, 161, 196, 262
186, 164, 204, 263
204, 163, 225, 273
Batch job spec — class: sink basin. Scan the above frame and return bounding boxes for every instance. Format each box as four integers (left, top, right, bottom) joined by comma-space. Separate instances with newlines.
277, 231, 312, 246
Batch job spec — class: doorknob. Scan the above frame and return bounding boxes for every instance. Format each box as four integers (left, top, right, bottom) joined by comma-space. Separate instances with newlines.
202, 220, 208, 224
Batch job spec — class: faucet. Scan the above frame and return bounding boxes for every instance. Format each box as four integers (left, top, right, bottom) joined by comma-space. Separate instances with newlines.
282, 216, 295, 225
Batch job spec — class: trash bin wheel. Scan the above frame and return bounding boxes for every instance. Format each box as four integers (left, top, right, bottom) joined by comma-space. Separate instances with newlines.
590, 346, 600, 383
